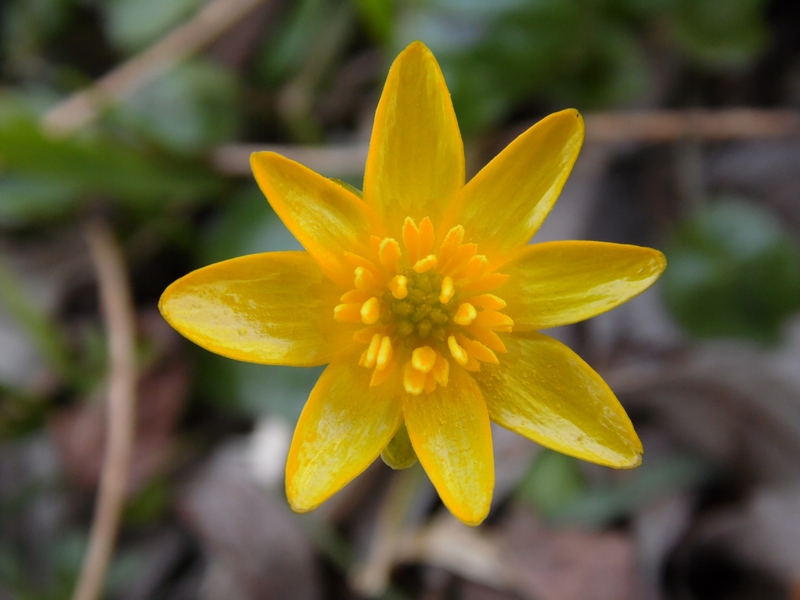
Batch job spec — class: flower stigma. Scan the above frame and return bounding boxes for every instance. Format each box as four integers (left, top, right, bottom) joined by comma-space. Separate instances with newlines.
333, 216, 513, 395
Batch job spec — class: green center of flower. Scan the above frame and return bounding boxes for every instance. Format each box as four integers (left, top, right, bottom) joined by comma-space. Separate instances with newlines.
333, 216, 513, 395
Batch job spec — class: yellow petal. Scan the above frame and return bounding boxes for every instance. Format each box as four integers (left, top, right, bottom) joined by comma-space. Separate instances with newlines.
159, 251, 351, 366
500, 241, 667, 330
448, 109, 584, 262
381, 422, 418, 470
251, 151, 378, 287
474, 332, 642, 468
404, 367, 493, 525
363, 41, 464, 237
286, 349, 403, 512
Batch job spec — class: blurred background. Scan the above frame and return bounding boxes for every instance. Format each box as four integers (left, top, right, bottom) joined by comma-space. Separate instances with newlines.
1, 0, 800, 598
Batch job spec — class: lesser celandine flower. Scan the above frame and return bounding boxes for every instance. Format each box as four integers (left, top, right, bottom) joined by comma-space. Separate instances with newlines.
160, 41, 666, 525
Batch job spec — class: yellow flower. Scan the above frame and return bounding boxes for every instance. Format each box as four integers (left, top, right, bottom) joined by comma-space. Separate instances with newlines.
159, 41, 666, 526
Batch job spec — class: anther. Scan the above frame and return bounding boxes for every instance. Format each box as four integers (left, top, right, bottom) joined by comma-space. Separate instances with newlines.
376, 336, 393, 369
389, 275, 408, 299
447, 335, 469, 366
412, 346, 437, 373
439, 276, 454, 303
413, 254, 437, 273
360, 297, 381, 324
453, 302, 477, 326
354, 266, 376, 290
379, 238, 402, 272
363, 333, 381, 368
403, 361, 426, 395
334, 303, 362, 323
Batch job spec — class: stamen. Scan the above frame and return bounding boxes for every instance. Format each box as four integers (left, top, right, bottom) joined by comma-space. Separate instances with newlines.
453, 303, 477, 326
439, 225, 465, 266
411, 346, 437, 373
447, 335, 469, 366
389, 275, 408, 299
467, 294, 507, 310
402, 217, 420, 263
473, 310, 514, 330
413, 254, 437, 273
334, 303, 362, 323
439, 276, 454, 304
360, 297, 381, 324
403, 361, 426, 395
460, 255, 489, 279
376, 336, 393, 369
363, 333, 381, 368
418, 217, 435, 257
354, 266, 377, 290
432, 352, 449, 386
341, 289, 371, 304
457, 335, 499, 364
379, 238, 402, 272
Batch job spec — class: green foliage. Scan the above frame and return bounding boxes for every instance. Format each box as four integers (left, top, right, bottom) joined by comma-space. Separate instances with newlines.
517, 450, 586, 517
663, 199, 800, 344
102, 0, 205, 52
394, 0, 769, 133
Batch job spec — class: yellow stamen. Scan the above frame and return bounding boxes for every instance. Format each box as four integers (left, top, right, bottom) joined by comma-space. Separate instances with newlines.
389, 275, 408, 299
453, 302, 477, 325
447, 335, 469, 366
403, 361, 426, 395
460, 272, 509, 293
413, 254, 437, 273
379, 238, 402, 272
465, 323, 507, 353
432, 352, 449, 386
457, 335, 499, 364
354, 266, 376, 290
443, 243, 477, 274
411, 346, 437, 374
402, 217, 420, 263
418, 217, 435, 256
438, 225, 465, 266
467, 294, 507, 310
461, 255, 489, 279
473, 310, 514, 330
363, 333, 381, 368
334, 303, 362, 323
341, 289, 371, 303
376, 336, 393, 369
439, 276, 454, 304
360, 297, 381, 324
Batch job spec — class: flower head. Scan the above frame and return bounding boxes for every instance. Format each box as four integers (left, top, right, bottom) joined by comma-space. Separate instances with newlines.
160, 42, 666, 525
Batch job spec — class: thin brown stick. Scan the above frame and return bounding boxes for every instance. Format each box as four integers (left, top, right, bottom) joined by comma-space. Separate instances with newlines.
212, 108, 800, 177
43, 0, 270, 135
72, 220, 137, 600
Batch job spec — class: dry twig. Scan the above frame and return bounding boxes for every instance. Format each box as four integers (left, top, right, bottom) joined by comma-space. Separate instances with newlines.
43, 0, 271, 135
72, 220, 137, 600
212, 109, 800, 178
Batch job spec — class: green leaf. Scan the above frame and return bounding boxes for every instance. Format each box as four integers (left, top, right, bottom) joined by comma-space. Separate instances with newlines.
103, 0, 205, 52
0, 177, 81, 224
517, 450, 586, 517
116, 59, 240, 153
662, 198, 800, 344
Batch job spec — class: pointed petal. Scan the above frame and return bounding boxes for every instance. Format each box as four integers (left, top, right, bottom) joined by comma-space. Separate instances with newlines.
251, 152, 378, 286
381, 422, 418, 469
159, 251, 351, 366
449, 109, 584, 261
286, 350, 403, 512
501, 241, 666, 330
404, 367, 493, 525
363, 41, 464, 237
474, 332, 642, 468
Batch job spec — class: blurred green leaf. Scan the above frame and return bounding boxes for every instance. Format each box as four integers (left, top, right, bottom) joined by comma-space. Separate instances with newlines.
2, 0, 69, 74
103, 0, 205, 52
351, 0, 395, 42
517, 450, 586, 517
0, 177, 81, 224
666, 0, 769, 67
0, 105, 225, 210
662, 199, 800, 344
116, 59, 240, 153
